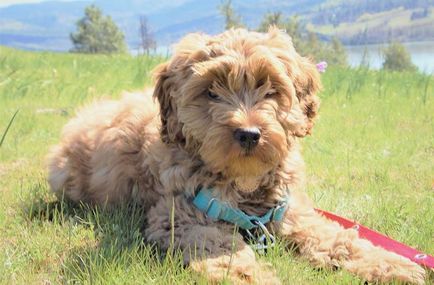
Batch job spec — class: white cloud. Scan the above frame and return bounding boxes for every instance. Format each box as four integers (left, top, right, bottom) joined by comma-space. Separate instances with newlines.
0, 0, 43, 7
0, 0, 82, 7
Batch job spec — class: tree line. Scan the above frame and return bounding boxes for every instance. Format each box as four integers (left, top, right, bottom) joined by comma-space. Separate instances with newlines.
70, 5, 155, 55
218, 0, 346, 67
70, 2, 417, 72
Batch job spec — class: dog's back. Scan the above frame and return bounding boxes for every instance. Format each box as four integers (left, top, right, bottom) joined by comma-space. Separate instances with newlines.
48, 90, 160, 206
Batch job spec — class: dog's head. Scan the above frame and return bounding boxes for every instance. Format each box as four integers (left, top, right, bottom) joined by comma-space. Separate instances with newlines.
153, 28, 321, 191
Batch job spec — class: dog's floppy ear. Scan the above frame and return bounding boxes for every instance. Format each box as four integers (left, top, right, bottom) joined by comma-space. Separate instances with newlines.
152, 33, 211, 144
267, 28, 322, 137
292, 56, 321, 136
152, 62, 184, 144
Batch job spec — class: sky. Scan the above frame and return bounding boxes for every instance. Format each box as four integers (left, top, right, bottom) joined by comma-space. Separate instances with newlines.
0, 0, 45, 6
0, 0, 83, 7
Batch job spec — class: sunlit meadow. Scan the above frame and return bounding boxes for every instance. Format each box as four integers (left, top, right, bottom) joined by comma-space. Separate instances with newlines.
0, 47, 432, 284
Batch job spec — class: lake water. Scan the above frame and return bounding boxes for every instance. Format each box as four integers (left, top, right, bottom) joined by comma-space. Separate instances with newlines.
346, 41, 434, 73
139, 41, 434, 73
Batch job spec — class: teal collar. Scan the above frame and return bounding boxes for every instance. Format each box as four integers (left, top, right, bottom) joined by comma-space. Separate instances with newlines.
192, 188, 289, 230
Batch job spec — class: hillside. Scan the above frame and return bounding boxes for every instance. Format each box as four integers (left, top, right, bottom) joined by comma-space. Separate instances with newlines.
0, 0, 433, 51
0, 0, 324, 51
308, 0, 434, 44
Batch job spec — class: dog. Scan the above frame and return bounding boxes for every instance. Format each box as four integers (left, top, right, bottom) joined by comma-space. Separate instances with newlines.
48, 28, 426, 284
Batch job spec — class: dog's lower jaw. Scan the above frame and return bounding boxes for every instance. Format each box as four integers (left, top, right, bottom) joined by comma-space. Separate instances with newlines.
234, 176, 262, 193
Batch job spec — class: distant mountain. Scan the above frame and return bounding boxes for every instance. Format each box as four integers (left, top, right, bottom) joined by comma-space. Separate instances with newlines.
0, 0, 325, 51
0, 0, 433, 52
308, 0, 434, 44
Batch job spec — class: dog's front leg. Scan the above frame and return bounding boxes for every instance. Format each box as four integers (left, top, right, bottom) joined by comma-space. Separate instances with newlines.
276, 191, 426, 284
189, 235, 280, 285
146, 195, 280, 284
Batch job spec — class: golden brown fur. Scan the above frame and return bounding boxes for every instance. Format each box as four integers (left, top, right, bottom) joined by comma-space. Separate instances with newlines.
48, 28, 426, 284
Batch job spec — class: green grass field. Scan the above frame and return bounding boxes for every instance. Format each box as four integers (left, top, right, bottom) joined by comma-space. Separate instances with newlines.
0, 46, 433, 284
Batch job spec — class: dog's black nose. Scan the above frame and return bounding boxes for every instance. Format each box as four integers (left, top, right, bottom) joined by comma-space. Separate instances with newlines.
234, 128, 261, 149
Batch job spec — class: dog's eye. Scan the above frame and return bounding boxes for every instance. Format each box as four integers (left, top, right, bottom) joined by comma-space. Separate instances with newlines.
264, 91, 276, 99
207, 91, 220, 101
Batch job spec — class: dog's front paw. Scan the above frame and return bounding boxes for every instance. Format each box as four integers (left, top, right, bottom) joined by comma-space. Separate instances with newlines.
190, 246, 280, 285
344, 248, 426, 285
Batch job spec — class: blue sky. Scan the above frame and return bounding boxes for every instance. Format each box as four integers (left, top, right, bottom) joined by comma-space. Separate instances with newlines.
0, 0, 41, 6
0, 0, 83, 7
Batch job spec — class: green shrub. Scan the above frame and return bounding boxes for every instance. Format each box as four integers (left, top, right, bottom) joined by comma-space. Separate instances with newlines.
382, 42, 417, 72
219, 0, 244, 29
70, 5, 127, 54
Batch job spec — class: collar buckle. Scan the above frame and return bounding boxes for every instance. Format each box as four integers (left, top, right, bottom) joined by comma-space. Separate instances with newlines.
245, 220, 276, 254
271, 199, 288, 221
204, 197, 217, 215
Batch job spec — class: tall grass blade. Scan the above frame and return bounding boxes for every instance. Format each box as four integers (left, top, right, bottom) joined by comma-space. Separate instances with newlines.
422, 74, 430, 104
0, 109, 19, 147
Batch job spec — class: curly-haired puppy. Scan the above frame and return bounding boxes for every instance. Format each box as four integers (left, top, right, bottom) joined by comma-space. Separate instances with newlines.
48, 28, 426, 284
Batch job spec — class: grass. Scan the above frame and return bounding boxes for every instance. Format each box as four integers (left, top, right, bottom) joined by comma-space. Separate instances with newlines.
0, 46, 433, 284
